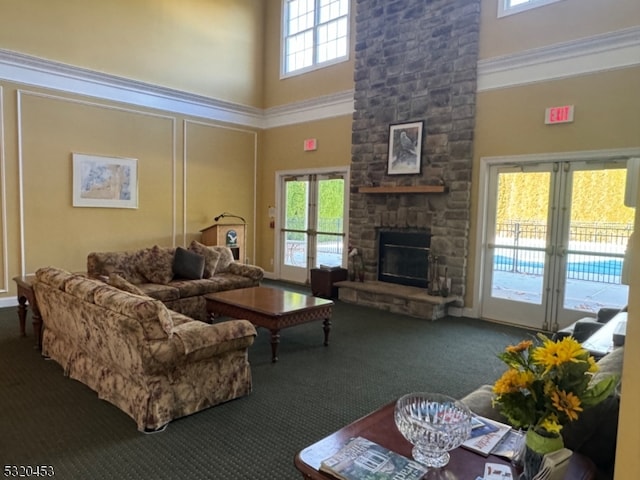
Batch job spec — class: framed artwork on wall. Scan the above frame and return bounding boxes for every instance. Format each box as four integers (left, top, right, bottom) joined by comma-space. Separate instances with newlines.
72, 153, 138, 208
387, 121, 423, 175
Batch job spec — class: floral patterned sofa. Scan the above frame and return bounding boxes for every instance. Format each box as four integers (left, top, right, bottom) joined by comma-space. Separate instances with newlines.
87, 242, 264, 322
33, 266, 257, 432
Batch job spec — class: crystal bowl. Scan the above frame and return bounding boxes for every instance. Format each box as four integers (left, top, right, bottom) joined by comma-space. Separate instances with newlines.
394, 392, 472, 468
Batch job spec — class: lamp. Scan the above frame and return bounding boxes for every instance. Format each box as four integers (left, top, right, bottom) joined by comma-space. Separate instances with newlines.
213, 212, 246, 223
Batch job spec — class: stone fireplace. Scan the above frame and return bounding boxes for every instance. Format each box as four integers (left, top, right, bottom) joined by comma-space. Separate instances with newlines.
341, 0, 480, 317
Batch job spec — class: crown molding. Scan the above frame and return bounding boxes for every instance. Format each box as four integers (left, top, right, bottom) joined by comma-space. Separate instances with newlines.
0, 49, 264, 128
263, 90, 354, 128
0, 26, 638, 128
478, 26, 640, 91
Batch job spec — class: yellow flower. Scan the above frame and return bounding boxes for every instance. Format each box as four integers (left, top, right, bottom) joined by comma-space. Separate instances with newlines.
532, 336, 586, 373
551, 389, 583, 421
506, 340, 533, 353
540, 415, 562, 435
493, 368, 534, 395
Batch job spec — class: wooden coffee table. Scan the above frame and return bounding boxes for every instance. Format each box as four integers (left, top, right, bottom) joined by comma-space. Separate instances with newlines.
204, 286, 334, 362
294, 401, 597, 480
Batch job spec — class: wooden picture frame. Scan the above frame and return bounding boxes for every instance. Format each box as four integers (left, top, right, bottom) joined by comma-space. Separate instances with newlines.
72, 153, 138, 208
387, 121, 423, 175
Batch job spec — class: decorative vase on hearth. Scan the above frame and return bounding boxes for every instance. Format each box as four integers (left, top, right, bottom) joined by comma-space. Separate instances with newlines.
517, 429, 564, 480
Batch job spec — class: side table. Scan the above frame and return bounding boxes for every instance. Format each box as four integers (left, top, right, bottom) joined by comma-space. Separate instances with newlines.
310, 268, 348, 299
13, 275, 42, 349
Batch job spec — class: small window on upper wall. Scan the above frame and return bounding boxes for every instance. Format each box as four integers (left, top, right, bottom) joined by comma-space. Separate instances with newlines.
498, 0, 564, 18
282, 0, 350, 77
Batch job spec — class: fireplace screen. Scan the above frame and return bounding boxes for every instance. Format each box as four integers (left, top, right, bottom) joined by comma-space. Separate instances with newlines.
378, 231, 430, 288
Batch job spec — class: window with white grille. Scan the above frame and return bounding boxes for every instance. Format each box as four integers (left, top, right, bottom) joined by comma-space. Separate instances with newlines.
498, 0, 564, 18
282, 0, 349, 76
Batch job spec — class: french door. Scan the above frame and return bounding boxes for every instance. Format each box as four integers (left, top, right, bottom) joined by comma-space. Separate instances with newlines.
278, 170, 348, 284
481, 160, 632, 331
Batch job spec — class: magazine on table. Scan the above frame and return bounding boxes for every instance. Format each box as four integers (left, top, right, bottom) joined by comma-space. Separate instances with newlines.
469, 415, 500, 438
320, 436, 428, 480
461, 417, 512, 456
490, 429, 526, 460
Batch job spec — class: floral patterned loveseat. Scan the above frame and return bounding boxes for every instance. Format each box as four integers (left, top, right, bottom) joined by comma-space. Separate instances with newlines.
33, 266, 257, 432
87, 242, 264, 322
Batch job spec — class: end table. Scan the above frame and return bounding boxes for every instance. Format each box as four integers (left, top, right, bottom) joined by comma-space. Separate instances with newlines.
310, 268, 348, 299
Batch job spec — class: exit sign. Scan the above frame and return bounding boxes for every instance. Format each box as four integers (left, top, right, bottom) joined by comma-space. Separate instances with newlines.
303, 138, 317, 151
545, 105, 574, 124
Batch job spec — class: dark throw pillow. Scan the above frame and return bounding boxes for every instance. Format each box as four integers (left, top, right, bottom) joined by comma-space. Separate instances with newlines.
173, 246, 205, 280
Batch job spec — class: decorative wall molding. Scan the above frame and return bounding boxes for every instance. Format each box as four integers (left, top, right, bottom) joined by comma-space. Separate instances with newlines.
16, 89, 178, 276
478, 26, 640, 91
263, 90, 354, 128
1, 26, 638, 128
0, 85, 7, 294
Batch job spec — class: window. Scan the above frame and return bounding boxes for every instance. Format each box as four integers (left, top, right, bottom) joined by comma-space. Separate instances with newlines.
498, 0, 564, 18
282, 0, 349, 76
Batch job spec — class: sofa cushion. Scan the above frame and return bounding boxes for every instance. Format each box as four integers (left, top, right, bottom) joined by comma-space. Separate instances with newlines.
108, 273, 147, 296
138, 283, 180, 302
137, 245, 174, 284
36, 266, 75, 289
93, 287, 173, 338
64, 275, 108, 303
173, 246, 205, 280
189, 241, 220, 278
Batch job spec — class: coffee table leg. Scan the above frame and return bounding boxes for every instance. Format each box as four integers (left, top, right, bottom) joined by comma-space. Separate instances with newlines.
323, 318, 331, 346
269, 329, 280, 363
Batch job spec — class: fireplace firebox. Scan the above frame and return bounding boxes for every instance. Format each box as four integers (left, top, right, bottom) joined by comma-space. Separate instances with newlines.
378, 230, 431, 288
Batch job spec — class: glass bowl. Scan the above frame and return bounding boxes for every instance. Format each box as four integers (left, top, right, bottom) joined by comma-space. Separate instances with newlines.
394, 392, 472, 468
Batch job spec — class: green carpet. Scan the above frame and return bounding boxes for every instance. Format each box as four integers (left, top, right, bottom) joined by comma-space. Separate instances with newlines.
0, 282, 533, 479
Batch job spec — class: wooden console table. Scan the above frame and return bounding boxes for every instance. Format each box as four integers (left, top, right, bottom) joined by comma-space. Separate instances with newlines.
12, 275, 42, 349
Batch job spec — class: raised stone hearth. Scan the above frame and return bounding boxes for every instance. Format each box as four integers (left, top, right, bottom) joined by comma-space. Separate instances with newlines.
335, 281, 458, 320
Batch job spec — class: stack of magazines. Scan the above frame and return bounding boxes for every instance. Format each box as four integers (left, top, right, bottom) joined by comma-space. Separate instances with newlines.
462, 416, 524, 459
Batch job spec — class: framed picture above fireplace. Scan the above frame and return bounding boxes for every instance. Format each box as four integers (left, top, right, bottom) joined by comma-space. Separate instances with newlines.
387, 121, 423, 175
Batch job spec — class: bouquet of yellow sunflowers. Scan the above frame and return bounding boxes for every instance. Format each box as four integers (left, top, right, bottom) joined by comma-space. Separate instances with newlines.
492, 334, 618, 436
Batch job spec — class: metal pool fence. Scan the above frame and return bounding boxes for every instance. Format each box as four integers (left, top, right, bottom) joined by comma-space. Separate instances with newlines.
494, 221, 633, 284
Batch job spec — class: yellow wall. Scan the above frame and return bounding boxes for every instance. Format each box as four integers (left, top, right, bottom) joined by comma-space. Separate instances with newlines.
262, 0, 355, 108
255, 116, 352, 269
616, 184, 640, 477
479, 0, 640, 59
0, 0, 264, 106
1, 82, 258, 284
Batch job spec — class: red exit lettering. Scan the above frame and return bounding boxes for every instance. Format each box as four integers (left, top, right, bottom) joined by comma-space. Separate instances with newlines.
545, 105, 574, 124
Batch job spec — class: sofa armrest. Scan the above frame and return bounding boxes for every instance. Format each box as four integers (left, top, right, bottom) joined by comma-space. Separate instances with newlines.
226, 262, 264, 282
460, 385, 505, 422
172, 319, 257, 360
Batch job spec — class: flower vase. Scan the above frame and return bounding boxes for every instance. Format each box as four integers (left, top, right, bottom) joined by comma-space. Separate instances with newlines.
518, 429, 564, 480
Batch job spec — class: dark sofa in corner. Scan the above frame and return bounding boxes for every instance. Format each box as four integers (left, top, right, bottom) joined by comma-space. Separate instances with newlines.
87, 242, 264, 322
460, 347, 623, 479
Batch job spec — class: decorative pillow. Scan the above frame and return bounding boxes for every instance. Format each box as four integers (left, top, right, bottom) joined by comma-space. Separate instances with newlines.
189, 241, 221, 278
137, 245, 174, 284
214, 246, 235, 274
173, 246, 205, 280
108, 273, 147, 296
